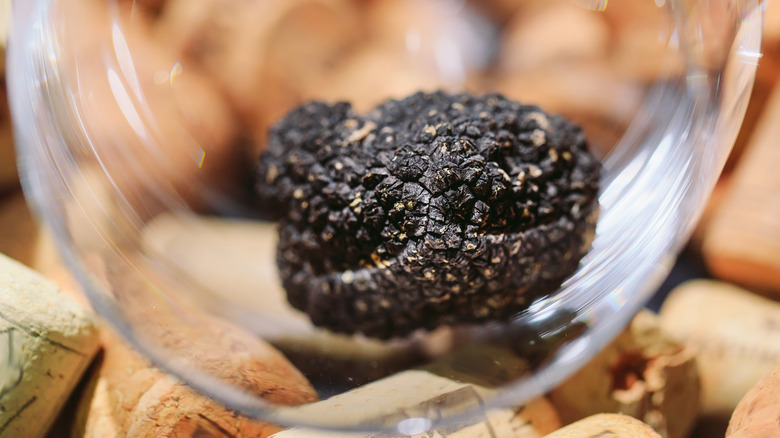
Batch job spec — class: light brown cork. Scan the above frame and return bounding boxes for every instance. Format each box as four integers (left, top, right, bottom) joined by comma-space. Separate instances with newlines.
726, 365, 780, 438
72, 326, 318, 438
659, 280, 780, 421
542, 413, 662, 438
703, 81, 780, 293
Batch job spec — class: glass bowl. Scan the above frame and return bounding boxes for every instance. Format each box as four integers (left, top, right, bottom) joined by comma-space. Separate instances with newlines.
8, 0, 762, 432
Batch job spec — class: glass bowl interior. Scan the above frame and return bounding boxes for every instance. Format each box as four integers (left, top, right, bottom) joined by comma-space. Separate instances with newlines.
8, 0, 762, 432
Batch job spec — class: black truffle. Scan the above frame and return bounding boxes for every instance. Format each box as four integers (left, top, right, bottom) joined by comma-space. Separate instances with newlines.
257, 91, 600, 339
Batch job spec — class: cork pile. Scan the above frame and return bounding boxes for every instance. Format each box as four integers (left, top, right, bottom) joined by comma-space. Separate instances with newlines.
1, 0, 780, 437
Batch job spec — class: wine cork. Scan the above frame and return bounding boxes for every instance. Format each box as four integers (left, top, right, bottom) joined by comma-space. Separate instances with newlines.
658, 280, 780, 420
601, 0, 683, 82
72, 328, 311, 438
271, 370, 560, 437
497, 2, 609, 74
549, 311, 699, 438
702, 81, 780, 293
726, 365, 780, 438
0, 253, 99, 438
542, 414, 662, 438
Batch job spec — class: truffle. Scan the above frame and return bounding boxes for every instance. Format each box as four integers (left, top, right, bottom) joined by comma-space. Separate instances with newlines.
257, 91, 600, 339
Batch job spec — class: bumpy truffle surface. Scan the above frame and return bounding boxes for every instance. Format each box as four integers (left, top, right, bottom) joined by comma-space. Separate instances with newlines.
257, 92, 600, 339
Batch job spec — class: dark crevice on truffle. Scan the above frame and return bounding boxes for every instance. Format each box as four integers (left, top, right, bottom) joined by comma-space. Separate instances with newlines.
257, 91, 600, 339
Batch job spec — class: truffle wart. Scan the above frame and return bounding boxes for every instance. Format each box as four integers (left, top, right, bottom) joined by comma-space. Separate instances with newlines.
257, 91, 600, 339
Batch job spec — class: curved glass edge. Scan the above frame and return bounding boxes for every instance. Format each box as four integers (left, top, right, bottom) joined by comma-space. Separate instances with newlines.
7, 0, 763, 432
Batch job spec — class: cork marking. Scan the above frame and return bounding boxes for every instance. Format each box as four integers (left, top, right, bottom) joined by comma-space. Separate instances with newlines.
0, 328, 23, 399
